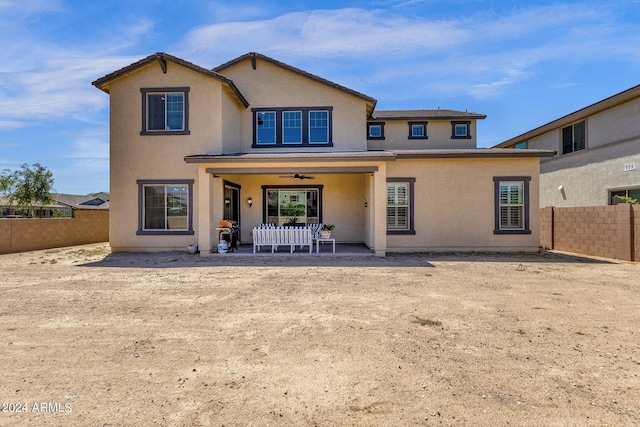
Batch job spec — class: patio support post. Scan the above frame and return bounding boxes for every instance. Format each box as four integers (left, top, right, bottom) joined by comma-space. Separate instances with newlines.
372, 163, 387, 257
197, 166, 213, 256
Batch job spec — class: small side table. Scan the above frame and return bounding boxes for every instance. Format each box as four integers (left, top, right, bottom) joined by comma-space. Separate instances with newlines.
316, 238, 336, 253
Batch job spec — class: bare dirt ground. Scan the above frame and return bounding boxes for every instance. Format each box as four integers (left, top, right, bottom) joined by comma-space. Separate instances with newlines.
0, 243, 638, 426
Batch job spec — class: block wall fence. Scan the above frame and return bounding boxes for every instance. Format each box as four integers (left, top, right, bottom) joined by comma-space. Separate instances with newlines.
540, 204, 639, 262
0, 209, 108, 254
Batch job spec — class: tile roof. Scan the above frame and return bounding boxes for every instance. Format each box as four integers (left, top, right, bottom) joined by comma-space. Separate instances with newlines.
92, 52, 249, 108
370, 109, 486, 120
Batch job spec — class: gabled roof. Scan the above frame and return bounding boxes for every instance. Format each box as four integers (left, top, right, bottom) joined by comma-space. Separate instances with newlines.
213, 52, 377, 117
92, 52, 249, 108
371, 109, 486, 121
495, 83, 640, 148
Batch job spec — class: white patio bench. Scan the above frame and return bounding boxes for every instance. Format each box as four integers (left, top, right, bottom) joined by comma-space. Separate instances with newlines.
252, 226, 314, 253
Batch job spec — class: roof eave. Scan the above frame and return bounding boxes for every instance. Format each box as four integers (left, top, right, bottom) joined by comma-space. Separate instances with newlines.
495, 83, 640, 148
214, 52, 377, 108
92, 52, 249, 108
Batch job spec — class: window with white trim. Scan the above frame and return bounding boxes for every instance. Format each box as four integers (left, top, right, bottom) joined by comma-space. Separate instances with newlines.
387, 178, 415, 235
137, 180, 194, 235
141, 87, 189, 135
493, 177, 531, 234
451, 121, 471, 139
252, 107, 333, 146
367, 122, 385, 140
409, 122, 428, 139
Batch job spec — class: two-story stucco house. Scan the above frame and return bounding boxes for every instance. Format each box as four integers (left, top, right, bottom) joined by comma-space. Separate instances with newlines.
495, 84, 640, 207
93, 52, 553, 256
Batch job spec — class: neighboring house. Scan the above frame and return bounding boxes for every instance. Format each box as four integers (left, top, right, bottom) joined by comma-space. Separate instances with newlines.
494, 84, 640, 207
92, 52, 552, 255
0, 192, 109, 218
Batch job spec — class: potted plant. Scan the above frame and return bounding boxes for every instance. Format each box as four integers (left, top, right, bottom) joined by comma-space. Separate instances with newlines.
320, 224, 335, 238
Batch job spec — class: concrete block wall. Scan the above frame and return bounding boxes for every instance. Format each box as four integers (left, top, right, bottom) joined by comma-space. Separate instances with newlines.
540, 204, 636, 261
0, 209, 108, 254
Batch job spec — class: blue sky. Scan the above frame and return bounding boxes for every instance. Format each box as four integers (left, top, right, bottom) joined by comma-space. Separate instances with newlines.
1, 0, 640, 194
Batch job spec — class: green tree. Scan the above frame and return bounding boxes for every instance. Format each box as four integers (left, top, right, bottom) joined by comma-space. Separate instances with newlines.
0, 169, 13, 196
6, 163, 56, 217
614, 195, 639, 204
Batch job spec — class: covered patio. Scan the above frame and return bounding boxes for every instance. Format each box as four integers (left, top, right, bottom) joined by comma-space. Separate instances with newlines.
186, 151, 394, 257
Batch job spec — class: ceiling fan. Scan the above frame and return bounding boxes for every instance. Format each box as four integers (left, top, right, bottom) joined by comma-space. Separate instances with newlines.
278, 173, 315, 180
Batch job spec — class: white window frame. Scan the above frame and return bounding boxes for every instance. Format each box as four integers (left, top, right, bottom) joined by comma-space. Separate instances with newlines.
137, 179, 194, 235
256, 111, 277, 145
140, 87, 190, 135
493, 176, 531, 235
386, 178, 416, 235
282, 110, 302, 144
309, 110, 329, 144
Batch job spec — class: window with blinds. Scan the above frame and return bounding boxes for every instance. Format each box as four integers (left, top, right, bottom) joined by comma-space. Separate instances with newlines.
387, 182, 410, 230
499, 181, 524, 230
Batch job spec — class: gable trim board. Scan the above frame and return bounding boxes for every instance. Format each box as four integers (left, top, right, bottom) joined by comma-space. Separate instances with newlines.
94, 51, 553, 255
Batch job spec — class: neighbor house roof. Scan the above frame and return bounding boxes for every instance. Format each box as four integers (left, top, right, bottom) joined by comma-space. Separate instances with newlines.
371, 109, 487, 121
0, 193, 110, 210
92, 52, 249, 108
494, 83, 640, 148
213, 52, 377, 117
55, 192, 110, 210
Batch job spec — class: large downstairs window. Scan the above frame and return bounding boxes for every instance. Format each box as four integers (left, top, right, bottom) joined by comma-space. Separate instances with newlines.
141, 87, 190, 135
137, 180, 194, 235
386, 178, 416, 235
262, 186, 322, 225
253, 107, 333, 147
493, 177, 531, 234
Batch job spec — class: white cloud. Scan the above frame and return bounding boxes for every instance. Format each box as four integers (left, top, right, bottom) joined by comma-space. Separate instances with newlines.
68, 136, 109, 160
180, 8, 470, 60
0, 56, 138, 124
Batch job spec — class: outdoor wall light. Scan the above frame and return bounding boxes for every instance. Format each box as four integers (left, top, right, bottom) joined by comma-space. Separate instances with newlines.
247, 197, 253, 207
224, 198, 231, 205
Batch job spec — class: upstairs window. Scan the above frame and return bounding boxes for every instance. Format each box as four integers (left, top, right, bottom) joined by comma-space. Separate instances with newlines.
141, 87, 190, 135
514, 141, 527, 149
283, 111, 302, 144
451, 121, 471, 139
257, 111, 276, 144
408, 122, 428, 139
367, 122, 385, 140
493, 176, 531, 234
253, 107, 333, 147
309, 110, 329, 143
562, 120, 586, 154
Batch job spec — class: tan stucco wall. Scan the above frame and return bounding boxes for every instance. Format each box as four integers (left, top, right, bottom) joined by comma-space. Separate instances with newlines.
217, 59, 369, 152
367, 120, 477, 150
386, 157, 541, 252
107, 61, 232, 251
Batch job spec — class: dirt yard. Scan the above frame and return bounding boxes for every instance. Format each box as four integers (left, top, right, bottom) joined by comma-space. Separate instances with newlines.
0, 243, 638, 426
